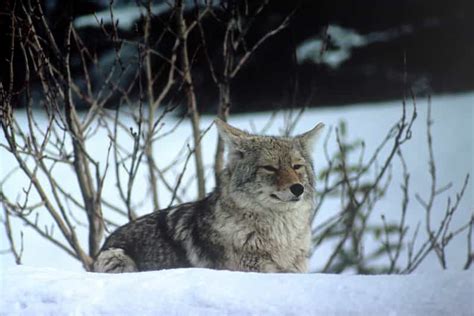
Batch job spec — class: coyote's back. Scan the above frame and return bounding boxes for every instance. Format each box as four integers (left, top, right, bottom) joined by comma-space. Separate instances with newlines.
94, 119, 324, 273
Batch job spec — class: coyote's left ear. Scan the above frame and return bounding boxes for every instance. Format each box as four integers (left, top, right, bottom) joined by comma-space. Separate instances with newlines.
214, 118, 250, 152
296, 122, 325, 153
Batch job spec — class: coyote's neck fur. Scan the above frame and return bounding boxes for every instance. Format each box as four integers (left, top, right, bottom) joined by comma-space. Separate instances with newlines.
211, 169, 314, 272
93, 119, 324, 273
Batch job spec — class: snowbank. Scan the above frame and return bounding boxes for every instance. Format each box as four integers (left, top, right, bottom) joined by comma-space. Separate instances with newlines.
1, 266, 472, 315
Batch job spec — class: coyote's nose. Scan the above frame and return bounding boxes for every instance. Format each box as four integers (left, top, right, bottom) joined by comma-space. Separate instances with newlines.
290, 184, 304, 197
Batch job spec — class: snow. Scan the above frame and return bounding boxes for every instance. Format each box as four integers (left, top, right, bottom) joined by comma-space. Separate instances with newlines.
296, 25, 367, 68
73, 1, 215, 30
1, 265, 472, 315
296, 24, 416, 67
73, 3, 171, 30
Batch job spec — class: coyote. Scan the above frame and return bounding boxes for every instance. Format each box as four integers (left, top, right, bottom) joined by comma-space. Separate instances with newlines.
94, 119, 324, 273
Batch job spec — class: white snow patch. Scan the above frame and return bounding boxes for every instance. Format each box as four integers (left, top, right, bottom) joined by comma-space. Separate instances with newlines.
1, 265, 472, 315
296, 25, 366, 68
73, 3, 171, 30
73, 1, 216, 31
296, 24, 416, 68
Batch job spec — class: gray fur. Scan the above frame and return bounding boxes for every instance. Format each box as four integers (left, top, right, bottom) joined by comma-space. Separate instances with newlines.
93, 119, 324, 273
94, 248, 138, 273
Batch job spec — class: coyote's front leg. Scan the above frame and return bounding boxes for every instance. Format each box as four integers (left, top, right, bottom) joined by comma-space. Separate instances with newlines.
290, 255, 309, 273
239, 253, 282, 272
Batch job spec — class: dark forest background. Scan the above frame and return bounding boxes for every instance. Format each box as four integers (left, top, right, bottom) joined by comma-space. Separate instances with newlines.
1, 0, 473, 113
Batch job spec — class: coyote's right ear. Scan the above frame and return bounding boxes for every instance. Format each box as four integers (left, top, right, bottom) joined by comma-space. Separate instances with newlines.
214, 118, 250, 157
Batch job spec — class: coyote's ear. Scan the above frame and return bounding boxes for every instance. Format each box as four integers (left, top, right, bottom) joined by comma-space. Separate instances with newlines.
214, 118, 250, 154
296, 122, 325, 153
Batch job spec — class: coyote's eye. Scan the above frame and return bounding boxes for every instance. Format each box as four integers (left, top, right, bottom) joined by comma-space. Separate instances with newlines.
261, 165, 278, 172
293, 164, 304, 170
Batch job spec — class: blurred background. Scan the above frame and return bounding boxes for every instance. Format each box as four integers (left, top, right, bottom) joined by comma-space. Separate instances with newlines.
2, 0, 473, 112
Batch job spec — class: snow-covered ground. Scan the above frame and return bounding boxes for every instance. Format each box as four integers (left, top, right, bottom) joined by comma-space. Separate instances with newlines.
1, 265, 472, 315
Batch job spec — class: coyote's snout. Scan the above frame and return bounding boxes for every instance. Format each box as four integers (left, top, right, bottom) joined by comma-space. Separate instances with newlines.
270, 166, 306, 202
94, 118, 324, 273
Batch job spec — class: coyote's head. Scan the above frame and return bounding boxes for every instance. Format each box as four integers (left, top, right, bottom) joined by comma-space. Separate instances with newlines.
215, 119, 324, 212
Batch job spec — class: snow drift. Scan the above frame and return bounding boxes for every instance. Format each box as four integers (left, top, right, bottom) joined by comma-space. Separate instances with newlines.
1, 266, 472, 315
